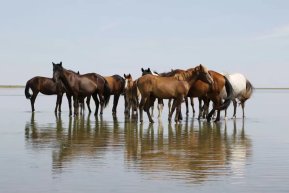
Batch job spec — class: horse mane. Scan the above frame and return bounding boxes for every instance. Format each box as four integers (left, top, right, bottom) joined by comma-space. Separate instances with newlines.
174, 68, 196, 81
158, 69, 184, 77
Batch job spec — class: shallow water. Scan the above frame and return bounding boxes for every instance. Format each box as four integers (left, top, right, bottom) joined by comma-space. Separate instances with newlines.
0, 88, 289, 193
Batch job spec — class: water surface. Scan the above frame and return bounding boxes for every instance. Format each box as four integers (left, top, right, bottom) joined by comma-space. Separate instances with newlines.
0, 88, 288, 193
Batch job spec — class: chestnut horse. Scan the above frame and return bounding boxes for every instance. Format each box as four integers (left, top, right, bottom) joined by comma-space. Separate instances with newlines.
137, 64, 214, 123
25, 75, 71, 113
52, 62, 110, 116
203, 71, 233, 122
123, 74, 140, 117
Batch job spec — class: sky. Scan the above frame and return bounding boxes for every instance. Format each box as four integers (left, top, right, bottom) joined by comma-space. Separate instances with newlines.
1, 0, 289, 87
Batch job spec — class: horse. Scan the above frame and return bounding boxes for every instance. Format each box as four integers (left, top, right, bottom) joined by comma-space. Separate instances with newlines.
52, 62, 110, 116
85, 74, 125, 115
198, 70, 234, 122
141, 68, 164, 117
154, 68, 197, 116
25, 75, 72, 113
123, 73, 140, 117
137, 64, 214, 123
224, 73, 253, 118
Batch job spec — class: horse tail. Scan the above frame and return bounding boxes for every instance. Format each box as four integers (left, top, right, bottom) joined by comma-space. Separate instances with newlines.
103, 79, 111, 107
217, 76, 233, 110
25, 80, 32, 99
244, 79, 254, 100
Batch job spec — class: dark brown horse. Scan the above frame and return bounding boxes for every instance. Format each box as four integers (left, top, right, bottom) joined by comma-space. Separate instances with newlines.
137, 64, 214, 123
25, 75, 72, 113
85, 75, 125, 115
52, 62, 110, 116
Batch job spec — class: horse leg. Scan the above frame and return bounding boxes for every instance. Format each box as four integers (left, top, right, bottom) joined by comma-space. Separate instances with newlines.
175, 98, 183, 123
157, 98, 164, 118
55, 95, 60, 113
203, 99, 210, 119
169, 99, 177, 122
58, 93, 63, 112
124, 94, 128, 114
112, 94, 120, 114
198, 97, 203, 120
233, 99, 237, 118
99, 95, 105, 115
146, 96, 155, 123
73, 96, 79, 116
139, 96, 148, 122
168, 99, 172, 116
214, 110, 221, 122
30, 92, 38, 112
190, 97, 195, 116
86, 95, 91, 113
93, 94, 99, 116
66, 94, 72, 116
241, 101, 245, 118
185, 97, 189, 115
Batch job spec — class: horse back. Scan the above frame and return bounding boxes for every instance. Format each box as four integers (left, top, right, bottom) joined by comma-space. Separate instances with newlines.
105, 75, 125, 95
29, 76, 58, 95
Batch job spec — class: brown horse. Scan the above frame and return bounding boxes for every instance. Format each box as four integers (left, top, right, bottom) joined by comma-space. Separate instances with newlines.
85, 75, 125, 115
186, 70, 233, 122
25, 75, 72, 113
123, 74, 139, 117
137, 64, 214, 123
52, 62, 110, 116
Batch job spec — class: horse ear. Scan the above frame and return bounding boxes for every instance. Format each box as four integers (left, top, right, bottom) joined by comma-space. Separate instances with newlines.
60, 62, 62, 67
77, 71, 80, 75
141, 68, 144, 72
52, 62, 55, 66
148, 68, 150, 71
124, 74, 126, 78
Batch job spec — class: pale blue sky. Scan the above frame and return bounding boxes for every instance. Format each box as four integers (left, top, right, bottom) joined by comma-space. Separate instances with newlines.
1, 0, 289, 87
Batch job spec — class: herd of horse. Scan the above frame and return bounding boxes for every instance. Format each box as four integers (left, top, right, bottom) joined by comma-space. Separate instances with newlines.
25, 62, 253, 123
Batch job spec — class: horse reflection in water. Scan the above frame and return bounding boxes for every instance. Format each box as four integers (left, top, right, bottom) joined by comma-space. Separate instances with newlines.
24, 113, 251, 183
24, 113, 119, 171
124, 119, 251, 183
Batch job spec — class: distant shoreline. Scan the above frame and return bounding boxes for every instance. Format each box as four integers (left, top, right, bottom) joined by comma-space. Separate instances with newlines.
0, 85, 25, 88
0, 85, 289, 90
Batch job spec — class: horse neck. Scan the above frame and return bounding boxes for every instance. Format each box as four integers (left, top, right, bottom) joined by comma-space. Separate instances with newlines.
181, 70, 198, 86
60, 69, 76, 93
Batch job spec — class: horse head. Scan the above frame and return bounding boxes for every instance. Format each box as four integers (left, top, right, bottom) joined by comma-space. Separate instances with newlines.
141, 68, 152, 76
195, 64, 214, 85
52, 62, 63, 83
124, 73, 132, 90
